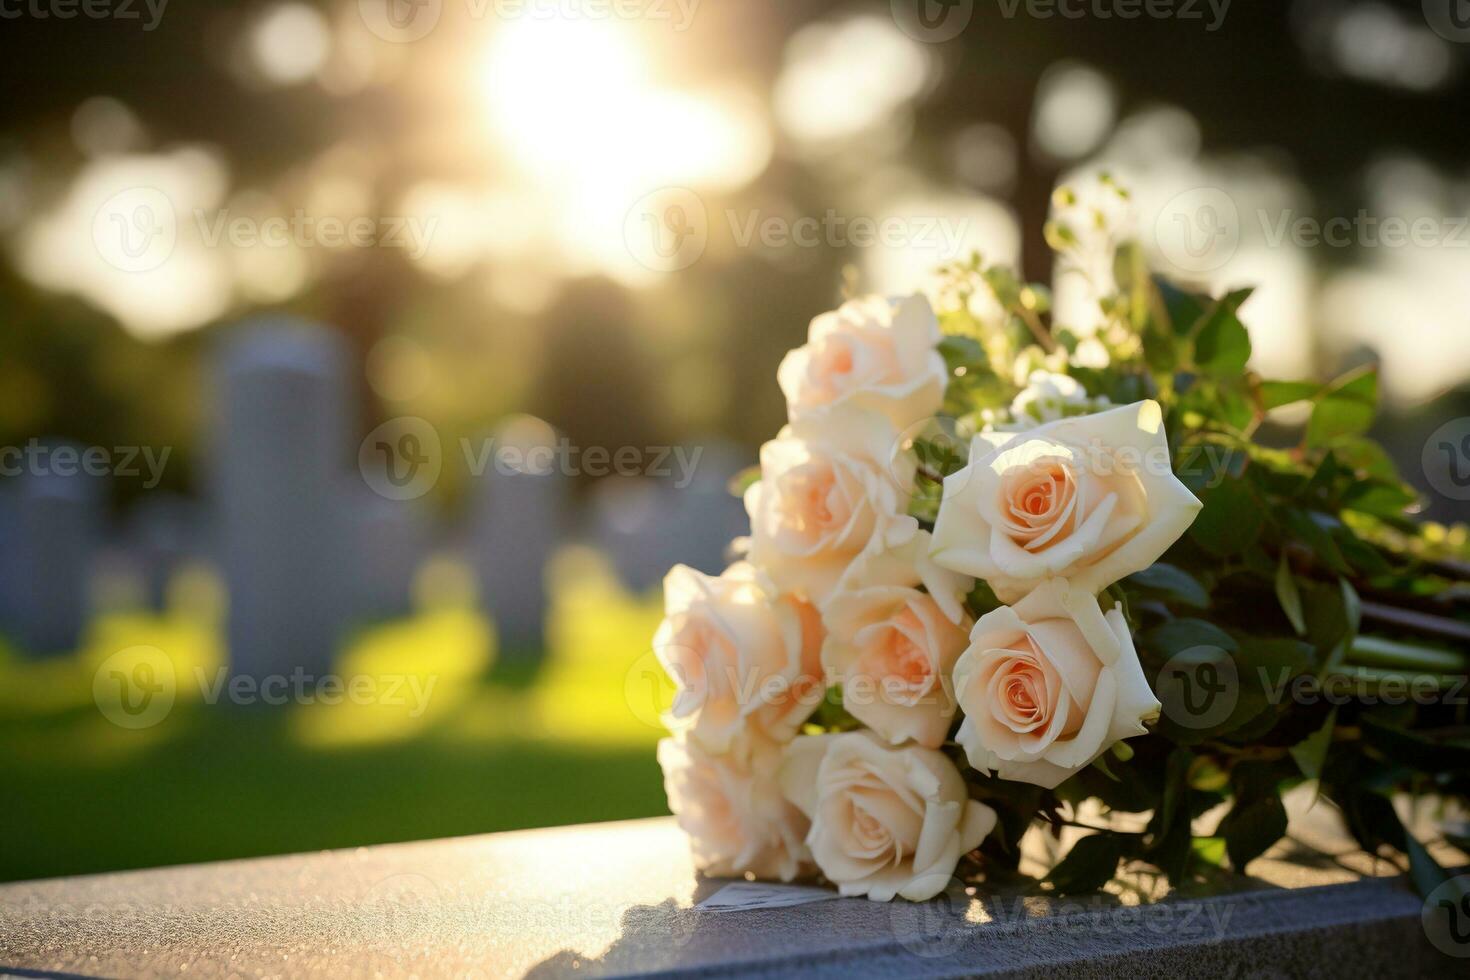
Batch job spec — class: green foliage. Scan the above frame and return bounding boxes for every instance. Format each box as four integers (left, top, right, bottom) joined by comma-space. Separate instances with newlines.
1221, 795, 1288, 871
1045, 833, 1123, 895
938, 250, 1469, 900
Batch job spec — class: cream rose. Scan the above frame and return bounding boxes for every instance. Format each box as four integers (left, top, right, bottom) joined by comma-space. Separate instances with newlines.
820, 531, 973, 748
778, 293, 947, 434
953, 579, 1161, 789
659, 734, 810, 882
931, 400, 1201, 603
780, 731, 997, 901
655, 562, 824, 754
745, 419, 918, 608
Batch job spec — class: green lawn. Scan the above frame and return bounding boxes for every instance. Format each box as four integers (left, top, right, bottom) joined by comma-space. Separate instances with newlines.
0, 550, 675, 883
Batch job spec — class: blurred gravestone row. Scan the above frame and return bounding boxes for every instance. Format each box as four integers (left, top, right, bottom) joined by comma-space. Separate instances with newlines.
0, 317, 751, 683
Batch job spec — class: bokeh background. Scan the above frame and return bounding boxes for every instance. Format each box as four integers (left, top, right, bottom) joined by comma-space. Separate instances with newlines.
3, 0, 1470, 883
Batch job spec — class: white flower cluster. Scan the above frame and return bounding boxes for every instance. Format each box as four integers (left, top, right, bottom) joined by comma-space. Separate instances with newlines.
656, 285, 1201, 901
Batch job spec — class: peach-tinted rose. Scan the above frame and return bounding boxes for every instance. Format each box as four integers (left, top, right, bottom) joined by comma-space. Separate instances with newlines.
820, 531, 972, 748
655, 562, 824, 754
952, 579, 1161, 789
931, 400, 1201, 603
659, 733, 810, 882
745, 419, 918, 608
778, 294, 946, 434
780, 731, 996, 901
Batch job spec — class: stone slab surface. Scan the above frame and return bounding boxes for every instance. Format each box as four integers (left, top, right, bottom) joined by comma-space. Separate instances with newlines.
0, 811, 1459, 979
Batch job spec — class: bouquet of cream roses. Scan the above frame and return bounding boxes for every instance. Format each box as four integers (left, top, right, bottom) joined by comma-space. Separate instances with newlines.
655, 176, 1470, 903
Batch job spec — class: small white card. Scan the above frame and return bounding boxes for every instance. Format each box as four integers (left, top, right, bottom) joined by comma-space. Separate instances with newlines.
695, 881, 841, 912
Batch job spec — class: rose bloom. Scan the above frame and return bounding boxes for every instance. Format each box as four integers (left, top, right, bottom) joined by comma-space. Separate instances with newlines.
655, 562, 824, 754
745, 421, 917, 607
781, 731, 997, 901
952, 579, 1161, 789
931, 400, 1201, 603
659, 734, 810, 882
778, 293, 947, 434
820, 531, 972, 748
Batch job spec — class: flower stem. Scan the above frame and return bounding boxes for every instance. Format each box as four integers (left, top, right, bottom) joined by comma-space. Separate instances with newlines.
1346, 635, 1468, 674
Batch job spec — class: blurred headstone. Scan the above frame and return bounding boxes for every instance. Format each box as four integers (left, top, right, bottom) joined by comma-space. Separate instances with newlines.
211, 319, 352, 686
590, 442, 749, 592
467, 416, 566, 658
664, 441, 749, 576
0, 445, 104, 656
338, 480, 430, 627
123, 493, 201, 611
589, 478, 678, 593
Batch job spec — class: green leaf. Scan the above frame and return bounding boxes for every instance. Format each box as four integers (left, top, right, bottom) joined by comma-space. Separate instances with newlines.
1259, 380, 1320, 410
1234, 637, 1314, 673
1403, 828, 1451, 899
1222, 795, 1287, 872
1190, 479, 1265, 557
1281, 509, 1351, 576
1306, 366, 1378, 448
1191, 836, 1228, 867
728, 465, 760, 497
1358, 715, 1470, 772
937, 335, 987, 372
812, 688, 863, 732
1124, 563, 1209, 608
1157, 746, 1195, 833
1288, 707, 1337, 781
1342, 480, 1418, 522
1158, 278, 1210, 336
1192, 288, 1254, 377
1046, 833, 1123, 895
1275, 552, 1307, 636
1145, 617, 1239, 656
